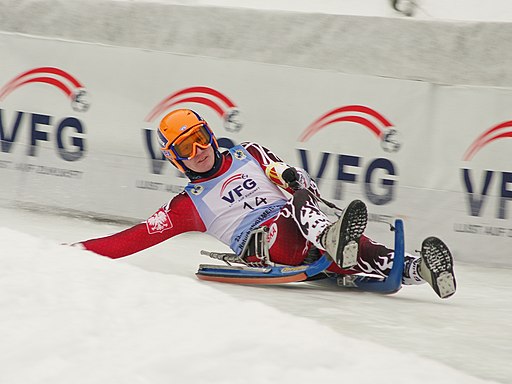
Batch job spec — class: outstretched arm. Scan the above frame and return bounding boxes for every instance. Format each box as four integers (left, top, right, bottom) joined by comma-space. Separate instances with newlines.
76, 192, 206, 259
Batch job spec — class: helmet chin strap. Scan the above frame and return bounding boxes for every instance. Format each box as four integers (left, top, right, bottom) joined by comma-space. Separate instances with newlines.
184, 147, 223, 181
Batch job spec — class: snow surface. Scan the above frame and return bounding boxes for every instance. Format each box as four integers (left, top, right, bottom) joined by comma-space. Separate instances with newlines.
0, 206, 510, 384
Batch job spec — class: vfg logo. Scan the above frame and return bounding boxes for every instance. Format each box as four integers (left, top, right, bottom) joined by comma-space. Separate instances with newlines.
462, 120, 512, 219
142, 86, 242, 174
0, 67, 89, 161
220, 173, 257, 203
297, 105, 401, 205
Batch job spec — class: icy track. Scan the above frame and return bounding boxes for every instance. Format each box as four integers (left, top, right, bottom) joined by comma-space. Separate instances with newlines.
0, 207, 510, 384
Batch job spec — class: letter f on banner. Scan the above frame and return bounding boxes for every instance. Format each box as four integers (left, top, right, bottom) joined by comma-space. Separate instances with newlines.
462, 168, 493, 217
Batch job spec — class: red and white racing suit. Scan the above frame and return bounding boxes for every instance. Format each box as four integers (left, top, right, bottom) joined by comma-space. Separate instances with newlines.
79, 142, 422, 281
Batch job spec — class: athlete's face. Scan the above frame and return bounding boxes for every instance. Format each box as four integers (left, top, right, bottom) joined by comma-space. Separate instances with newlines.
182, 145, 215, 173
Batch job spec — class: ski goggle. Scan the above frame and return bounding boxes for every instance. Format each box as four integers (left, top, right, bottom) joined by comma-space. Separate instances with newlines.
162, 124, 213, 161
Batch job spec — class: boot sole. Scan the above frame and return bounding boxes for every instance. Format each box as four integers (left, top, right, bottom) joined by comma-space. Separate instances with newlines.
337, 200, 368, 268
421, 237, 456, 299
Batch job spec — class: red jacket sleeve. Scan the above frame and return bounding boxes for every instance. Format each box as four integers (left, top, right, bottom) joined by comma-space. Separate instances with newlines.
79, 192, 206, 258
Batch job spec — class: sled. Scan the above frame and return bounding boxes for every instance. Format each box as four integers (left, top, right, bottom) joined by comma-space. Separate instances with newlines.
196, 219, 404, 294
197, 254, 332, 284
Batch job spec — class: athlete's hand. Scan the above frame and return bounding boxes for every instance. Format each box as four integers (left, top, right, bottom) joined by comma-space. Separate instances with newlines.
265, 162, 301, 190
282, 167, 301, 190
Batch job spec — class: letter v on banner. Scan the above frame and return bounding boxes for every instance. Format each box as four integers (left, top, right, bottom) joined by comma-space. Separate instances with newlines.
0, 110, 24, 153
143, 128, 167, 175
297, 149, 331, 187
462, 168, 493, 217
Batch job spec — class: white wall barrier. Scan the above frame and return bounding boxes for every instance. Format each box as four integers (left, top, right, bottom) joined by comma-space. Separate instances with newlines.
0, 3, 511, 267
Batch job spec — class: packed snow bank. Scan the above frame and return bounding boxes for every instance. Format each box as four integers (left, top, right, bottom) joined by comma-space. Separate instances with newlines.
0, 227, 497, 384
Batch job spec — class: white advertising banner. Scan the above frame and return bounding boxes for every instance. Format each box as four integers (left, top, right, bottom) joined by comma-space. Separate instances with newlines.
0, 33, 510, 266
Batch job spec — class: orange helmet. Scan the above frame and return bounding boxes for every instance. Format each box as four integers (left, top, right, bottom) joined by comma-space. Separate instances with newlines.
158, 109, 219, 173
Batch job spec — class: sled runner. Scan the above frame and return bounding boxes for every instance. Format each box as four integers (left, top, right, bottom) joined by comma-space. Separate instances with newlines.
197, 254, 332, 284
196, 219, 405, 294
335, 219, 404, 294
